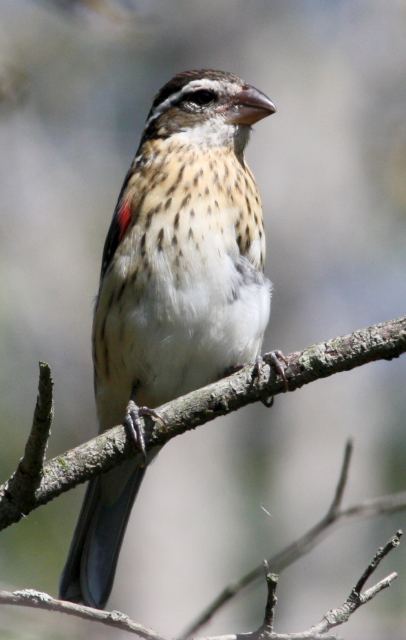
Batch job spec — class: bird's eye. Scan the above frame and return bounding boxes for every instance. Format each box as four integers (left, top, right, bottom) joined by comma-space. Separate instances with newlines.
188, 89, 216, 106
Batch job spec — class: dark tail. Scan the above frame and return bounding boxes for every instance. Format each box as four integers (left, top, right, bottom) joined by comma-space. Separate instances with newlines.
59, 459, 145, 608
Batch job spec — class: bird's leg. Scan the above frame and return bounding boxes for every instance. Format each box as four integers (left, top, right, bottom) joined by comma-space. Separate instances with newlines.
268, 350, 289, 391
124, 400, 165, 465
252, 351, 289, 408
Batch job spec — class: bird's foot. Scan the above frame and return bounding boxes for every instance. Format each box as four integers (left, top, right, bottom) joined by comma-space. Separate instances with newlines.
268, 350, 289, 390
255, 350, 289, 408
124, 401, 165, 465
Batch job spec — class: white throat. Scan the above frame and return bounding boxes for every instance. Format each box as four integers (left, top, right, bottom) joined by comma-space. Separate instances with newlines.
172, 117, 250, 153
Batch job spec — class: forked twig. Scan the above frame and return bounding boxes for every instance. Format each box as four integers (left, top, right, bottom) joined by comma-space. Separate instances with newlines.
182, 440, 405, 637
1, 530, 399, 640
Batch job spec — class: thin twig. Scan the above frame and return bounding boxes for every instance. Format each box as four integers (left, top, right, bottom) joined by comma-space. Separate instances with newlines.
326, 440, 353, 518
0, 589, 165, 640
0, 316, 404, 532
352, 529, 402, 597
197, 531, 402, 640
262, 562, 278, 633
306, 530, 402, 637
3, 362, 54, 515
181, 441, 405, 637
0, 531, 401, 638
0, 534, 397, 640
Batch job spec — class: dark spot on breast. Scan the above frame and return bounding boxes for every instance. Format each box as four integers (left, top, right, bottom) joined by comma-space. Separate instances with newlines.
166, 164, 185, 196
157, 228, 164, 250
174, 211, 180, 229
204, 186, 210, 196
188, 227, 194, 240
143, 257, 151, 279
165, 197, 172, 210
180, 193, 191, 209
145, 210, 153, 229
245, 195, 252, 215
190, 208, 195, 218
158, 172, 168, 184
140, 233, 146, 257
214, 200, 219, 210
172, 234, 178, 246
207, 205, 212, 215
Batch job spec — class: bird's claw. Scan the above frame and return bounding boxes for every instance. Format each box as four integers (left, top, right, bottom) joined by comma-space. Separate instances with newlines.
268, 349, 289, 391
124, 402, 165, 466
257, 350, 289, 408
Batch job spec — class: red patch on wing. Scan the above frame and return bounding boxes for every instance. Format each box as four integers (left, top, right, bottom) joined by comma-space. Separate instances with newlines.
117, 198, 132, 240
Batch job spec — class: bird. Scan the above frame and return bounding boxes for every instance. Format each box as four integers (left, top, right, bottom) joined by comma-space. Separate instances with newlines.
59, 69, 276, 609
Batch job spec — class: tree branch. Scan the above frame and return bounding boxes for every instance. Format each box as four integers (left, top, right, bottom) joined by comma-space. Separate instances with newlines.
3, 362, 53, 516
181, 441, 405, 637
0, 531, 401, 640
0, 316, 404, 531
0, 589, 165, 640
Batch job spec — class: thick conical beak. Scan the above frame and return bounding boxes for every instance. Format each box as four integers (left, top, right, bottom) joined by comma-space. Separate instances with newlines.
227, 85, 276, 125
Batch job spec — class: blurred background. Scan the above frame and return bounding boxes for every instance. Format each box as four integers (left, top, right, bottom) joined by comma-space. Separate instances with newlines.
0, 1, 405, 638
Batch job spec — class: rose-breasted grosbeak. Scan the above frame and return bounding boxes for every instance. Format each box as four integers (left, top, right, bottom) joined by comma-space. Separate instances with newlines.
60, 69, 276, 608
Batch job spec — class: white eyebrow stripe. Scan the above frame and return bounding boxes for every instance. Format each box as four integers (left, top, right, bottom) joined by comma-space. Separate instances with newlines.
145, 78, 240, 128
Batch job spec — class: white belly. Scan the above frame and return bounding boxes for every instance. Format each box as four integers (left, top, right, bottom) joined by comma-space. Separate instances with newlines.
121, 252, 270, 406
95, 216, 271, 427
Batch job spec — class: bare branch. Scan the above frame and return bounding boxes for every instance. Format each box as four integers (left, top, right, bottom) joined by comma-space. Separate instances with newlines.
3, 362, 53, 515
198, 531, 402, 640
352, 529, 402, 597
326, 439, 353, 519
0, 316, 404, 531
262, 563, 278, 633
182, 442, 405, 637
0, 589, 165, 640
1, 532, 399, 640
306, 531, 402, 637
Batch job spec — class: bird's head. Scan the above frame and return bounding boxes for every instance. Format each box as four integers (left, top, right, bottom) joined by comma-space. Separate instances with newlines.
142, 69, 276, 152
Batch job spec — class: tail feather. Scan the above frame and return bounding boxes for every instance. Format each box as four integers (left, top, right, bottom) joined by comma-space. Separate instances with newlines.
60, 460, 146, 608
